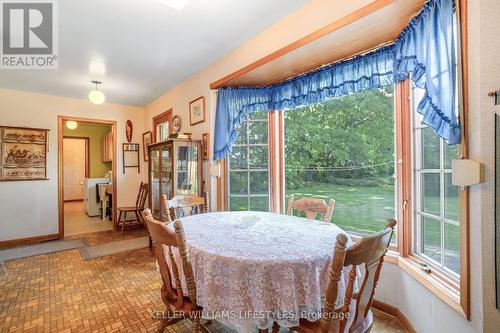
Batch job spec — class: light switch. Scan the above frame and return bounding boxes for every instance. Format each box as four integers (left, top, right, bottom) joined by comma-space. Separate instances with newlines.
451, 159, 484, 187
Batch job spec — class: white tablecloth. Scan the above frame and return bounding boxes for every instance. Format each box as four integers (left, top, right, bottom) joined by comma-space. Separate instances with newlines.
165, 211, 357, 332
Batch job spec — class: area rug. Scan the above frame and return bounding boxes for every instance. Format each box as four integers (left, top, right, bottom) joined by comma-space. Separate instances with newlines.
0, 238, 89, 262
79, 236, 149, 260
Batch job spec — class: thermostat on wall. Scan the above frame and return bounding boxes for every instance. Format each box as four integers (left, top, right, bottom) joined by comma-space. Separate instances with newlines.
451, 159, 484, 187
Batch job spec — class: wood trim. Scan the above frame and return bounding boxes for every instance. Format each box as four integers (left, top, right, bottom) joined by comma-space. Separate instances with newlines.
189, 97, 206, 126
216, 159, 228, 211
398, 256, 464, 316
457, 0, 470, 320
278, 111, 285, 214
63, 136, 90, 178
210, 0, 397, 89
58, 116, 117, 237
395, 79, 413, 256
268, 112, 279, 213
152, 109, 173, 143
372, 299, 417, 333
0, 233, 59, 249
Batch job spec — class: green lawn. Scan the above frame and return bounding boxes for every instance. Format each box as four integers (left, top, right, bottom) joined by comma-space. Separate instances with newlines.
230, 181, 395, 235
286, 181, 395, 235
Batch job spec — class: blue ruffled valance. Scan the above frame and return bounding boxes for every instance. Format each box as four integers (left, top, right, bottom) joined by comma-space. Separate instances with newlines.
213, 0, 460, 160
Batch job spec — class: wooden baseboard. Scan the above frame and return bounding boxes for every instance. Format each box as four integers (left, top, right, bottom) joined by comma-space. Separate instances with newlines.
0, 233, 60, 249
372, 299, 417, 333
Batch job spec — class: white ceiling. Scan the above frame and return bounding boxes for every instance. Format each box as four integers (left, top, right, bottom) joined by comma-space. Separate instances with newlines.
0, 0, 307, 106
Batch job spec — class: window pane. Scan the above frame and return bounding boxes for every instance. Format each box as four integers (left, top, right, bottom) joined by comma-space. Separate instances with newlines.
250, 196, 269, 212
284, 86, 396, 236
422, 127, 440, 169
228, 112, 269, 212
422, 173, 440, 216
249, 146, 268, 169
444, 173, 459, 221
235, 122, 248, 145
249, 120, 268, 144
229, 196, 248, 211
423, 216, 442, 263
250, 111, 268, 120
444, 141, 458, 169
250, 171, 269, 194
230, 146, 247, 170
229, 172, 248, 195
444, 222, 460, 274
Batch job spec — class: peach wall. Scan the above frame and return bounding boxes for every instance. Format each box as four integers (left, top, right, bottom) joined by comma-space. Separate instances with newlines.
0, 89, 146, 241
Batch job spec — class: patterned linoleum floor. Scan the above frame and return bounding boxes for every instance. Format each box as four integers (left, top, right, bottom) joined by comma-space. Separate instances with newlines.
0, 230, 407, 333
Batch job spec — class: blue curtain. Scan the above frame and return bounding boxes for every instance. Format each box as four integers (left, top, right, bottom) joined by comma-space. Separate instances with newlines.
394, 0, 460, 144
213, 0, 459, 160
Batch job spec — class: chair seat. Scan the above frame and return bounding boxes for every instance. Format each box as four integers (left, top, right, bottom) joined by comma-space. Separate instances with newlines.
118, 206, 139, 212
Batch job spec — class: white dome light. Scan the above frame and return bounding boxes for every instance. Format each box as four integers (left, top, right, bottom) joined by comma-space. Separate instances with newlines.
88, 80, 105, 105
88, 90, 105, 105
66, 121, 78, 130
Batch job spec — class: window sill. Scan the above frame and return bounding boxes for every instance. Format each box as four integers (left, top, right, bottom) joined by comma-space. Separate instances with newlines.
383, 253, 466, 318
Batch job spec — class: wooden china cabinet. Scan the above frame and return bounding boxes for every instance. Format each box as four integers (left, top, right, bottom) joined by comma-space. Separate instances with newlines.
147, 138, 202, 220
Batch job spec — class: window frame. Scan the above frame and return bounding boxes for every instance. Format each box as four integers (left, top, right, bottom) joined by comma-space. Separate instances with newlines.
152, 109, 173, 143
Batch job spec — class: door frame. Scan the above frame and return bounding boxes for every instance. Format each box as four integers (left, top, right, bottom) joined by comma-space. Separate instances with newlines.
58, 116, 117, 237
62, 136, 90, 202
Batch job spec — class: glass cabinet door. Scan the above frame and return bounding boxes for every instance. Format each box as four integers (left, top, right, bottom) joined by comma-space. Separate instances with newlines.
160, 145, 173, 221
150, 147, 161, 218
176, 145, 199, 195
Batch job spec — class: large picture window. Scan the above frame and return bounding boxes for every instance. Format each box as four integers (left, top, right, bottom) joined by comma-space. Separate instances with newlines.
284, 86, 396, 236
228, 111, 270, 211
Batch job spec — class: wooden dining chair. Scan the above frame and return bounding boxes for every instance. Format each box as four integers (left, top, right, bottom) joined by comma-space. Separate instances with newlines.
291, 219, 396, 333
142, 208, 210, 333
287, 194, 335, 223
117, 182, 148, 235
162, 192, 210, 223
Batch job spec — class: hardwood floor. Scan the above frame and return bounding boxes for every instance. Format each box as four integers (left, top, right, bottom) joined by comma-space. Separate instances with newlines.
0, 230, 407, 333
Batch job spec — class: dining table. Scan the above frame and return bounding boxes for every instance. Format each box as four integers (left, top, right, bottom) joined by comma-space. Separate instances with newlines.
166, 211, 358, 333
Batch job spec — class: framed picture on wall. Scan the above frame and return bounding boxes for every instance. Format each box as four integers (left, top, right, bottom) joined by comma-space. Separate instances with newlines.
189, 96, 205, 126
142, 131, 152, 161
0, 126, 49, 181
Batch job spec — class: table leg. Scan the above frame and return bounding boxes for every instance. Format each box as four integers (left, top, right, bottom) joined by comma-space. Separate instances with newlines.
102, 200, 107, 220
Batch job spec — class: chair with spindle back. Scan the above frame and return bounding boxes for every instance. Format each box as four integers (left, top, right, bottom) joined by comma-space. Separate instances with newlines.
162, 193, 210, 223
287, 194, 335, 223
117, 182, 148, 235
142, 208, 210, 333
293, 219, 396, 333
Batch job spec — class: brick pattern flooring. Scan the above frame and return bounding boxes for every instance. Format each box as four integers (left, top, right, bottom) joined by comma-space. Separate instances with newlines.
0, 230, 407, 333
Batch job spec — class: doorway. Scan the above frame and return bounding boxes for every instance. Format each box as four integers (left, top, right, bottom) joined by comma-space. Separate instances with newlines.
58, 116, 117, 237
63, 137, 89, 201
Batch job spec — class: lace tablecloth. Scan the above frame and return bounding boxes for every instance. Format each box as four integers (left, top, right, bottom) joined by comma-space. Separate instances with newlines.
165, 211, 356, 332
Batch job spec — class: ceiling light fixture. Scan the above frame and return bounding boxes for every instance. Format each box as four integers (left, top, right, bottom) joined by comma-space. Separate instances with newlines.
155, 0, 190, 10
66, 121, 78, 130
88, 80, 105, 105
